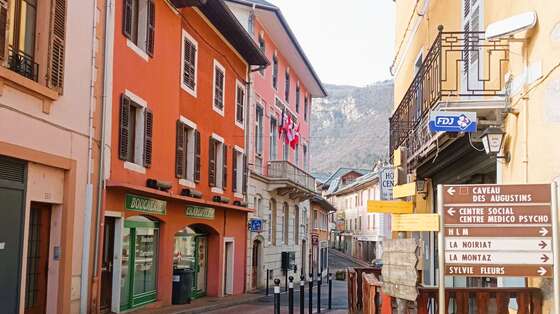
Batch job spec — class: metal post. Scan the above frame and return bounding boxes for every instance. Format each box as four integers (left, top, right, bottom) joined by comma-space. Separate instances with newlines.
437, 185, 445, 314
286, 270, 289, 292
266, 269, 270, 296
551, 179, 560, 314
328, 273, 332, 309
317, 275, 322, 313
300, 275, 305, 314
274, 279, 281, 314
289, 276, 294, 314
308, 273, 313, 314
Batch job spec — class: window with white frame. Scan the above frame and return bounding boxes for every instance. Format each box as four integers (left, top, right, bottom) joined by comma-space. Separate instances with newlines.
235, 81, 245, 127
208, 135, 226, 190
181, 30, 197, 96
272, 53, 278, 89
258, 33, 266, 75
213, 60, 225, 114
285, 69, 290, 102
303, 144, 308, 170
270, 117, 278, 160
232, 147, 245, 193
283, 202, 289, 244
122, 0, 155, 57
119, 92, 153, 170
175, 117, 200, 184
255, 105, 264, 155
283, 139, 289, 161
304, 96, 309, 121
295, 144, 299, 167
295, 82, 300, 112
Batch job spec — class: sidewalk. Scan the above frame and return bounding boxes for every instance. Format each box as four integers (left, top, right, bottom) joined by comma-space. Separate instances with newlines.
132, 293, 265, 314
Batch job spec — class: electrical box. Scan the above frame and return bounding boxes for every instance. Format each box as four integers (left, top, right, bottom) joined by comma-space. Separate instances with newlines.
281, 251, 296, 271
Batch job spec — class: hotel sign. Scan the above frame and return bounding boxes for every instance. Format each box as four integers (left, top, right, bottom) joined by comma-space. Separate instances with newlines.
186, 206, 215, 219
125, 194, 166, 215
442, 184, 553, 277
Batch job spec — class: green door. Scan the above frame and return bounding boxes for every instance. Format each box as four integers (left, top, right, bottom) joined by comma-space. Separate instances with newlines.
120, 220, 159, 311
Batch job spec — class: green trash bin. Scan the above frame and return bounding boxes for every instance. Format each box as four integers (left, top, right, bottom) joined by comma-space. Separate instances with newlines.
172, 268, 194, 304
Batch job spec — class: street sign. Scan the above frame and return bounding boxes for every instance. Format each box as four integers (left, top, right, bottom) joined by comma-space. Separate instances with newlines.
248, 218, 263, 232
367, 200, 413, 214
393, 182, 416, 198
428, 111, 477, 133
441, 183, 553, 277
391, 213, 439, 232
381, 239, 423, 302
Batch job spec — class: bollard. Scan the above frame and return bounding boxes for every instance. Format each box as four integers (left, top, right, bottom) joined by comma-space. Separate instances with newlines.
328, 273, 333, 309
274, 279, 281, 314
299, 275, 305, 314
266, 269, 270, 296
308, 273, 313, 314
317, 275, 322, 313
288, 276, 294, 314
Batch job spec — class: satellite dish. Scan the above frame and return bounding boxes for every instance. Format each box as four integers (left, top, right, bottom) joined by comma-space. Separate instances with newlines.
486, 11, 537, 40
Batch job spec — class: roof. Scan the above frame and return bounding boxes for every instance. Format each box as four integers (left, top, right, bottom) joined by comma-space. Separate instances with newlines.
333, 171, 380, 196
321, 167, 370, 188
177, 0, 269, 66
310, 196, 336, 213
226, 0, 327, 97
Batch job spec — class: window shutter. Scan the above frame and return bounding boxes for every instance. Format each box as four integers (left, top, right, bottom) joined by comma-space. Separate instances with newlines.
123, 0, 133, 39
242, 154, 248, 194
146, 0, 155, 57
232, 151, 238, 192
143, 108, 153, 168
208, 138, 216, 187
223, 145, 227, 188
119, 95, 131, 160
194, 130, 201, 182
183, 39, 196, 89
0, 1, 7, 61
48, 0, 67, 93
175, 121, 185, 178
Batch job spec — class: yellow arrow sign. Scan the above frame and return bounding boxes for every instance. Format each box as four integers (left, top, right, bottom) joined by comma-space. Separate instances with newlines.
392, 213, 440, 232
368, 200, 413, 214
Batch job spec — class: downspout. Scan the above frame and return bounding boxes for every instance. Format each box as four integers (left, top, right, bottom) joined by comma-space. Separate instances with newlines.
91, 0, 115, 309
80, 0, 99, 312
243, 66, 252, 293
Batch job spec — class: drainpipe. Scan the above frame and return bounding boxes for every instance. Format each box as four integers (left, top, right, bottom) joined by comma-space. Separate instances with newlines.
80, 0, 100, 312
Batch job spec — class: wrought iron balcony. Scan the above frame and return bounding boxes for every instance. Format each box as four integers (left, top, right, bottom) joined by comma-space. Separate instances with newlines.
389, 26, 510, 162
266, 160, 317, 194
7, 47, 39, 82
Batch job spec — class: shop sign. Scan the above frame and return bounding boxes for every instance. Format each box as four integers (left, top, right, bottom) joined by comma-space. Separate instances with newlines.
248, 218, 263, 232
186, 206, 215, 219
442, 183, 553, 277
429, 111, 477, 133
125, 194, 166, 215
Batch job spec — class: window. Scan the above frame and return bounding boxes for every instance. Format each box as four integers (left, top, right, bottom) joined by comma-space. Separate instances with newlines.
283, 139, 289, 161
285, 70, 290, 102
271, 199, 277, 245
313, 210, 318, 229
208, 135, 227, 190
272, 53, 278, 89
283, 202, 289, 244
181, 30, 197, 96
255, 105, 264, 155
232, 148, 246, 194
123, 0, 155, 57
295, 83, 300, 112
294, 205, 300, 244
294, 144, 299, 166
248, 13, 254, 35
304, 96, 309, 121
303, 144, 308, 170
258, 34, 265, 75
235, 81, 245, 127
119, 92, 153, 169
213, 60, 225, 114
358, 216, 362, 231
270, 117, 278, 160
175, 118, 200, 183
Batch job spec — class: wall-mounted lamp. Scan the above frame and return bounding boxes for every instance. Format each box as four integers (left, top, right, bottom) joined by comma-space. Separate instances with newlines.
481, 127, 510, 162
416, 179, 428, 199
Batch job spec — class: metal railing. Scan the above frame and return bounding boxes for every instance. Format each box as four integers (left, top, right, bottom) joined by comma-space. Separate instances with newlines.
7, 47, 39, 82
389, 26, 510, 157
267, 160, 316, 192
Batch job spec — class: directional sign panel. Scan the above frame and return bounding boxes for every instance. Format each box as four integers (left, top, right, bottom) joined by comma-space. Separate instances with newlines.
368, 200, 413, 214
442, 183, 553, 277
392, 213, 440, 232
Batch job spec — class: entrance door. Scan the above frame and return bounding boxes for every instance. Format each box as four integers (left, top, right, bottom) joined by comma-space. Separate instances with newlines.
100, 217, 115, 313
224, 240, 234, 295
195, 236, 207, 296
24, 203, 51, 314
251, 240, 260, 289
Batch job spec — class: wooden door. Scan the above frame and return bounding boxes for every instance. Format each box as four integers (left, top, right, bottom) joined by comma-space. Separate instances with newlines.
100, 217, 115, 313
24, 203, 51, 314
251, 240, 260, 289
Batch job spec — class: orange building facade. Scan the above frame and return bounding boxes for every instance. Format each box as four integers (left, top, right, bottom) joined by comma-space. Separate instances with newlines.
97, 1, 267, 312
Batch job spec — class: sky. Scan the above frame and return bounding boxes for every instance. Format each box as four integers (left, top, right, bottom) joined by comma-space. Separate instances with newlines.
269, 0, 396, 87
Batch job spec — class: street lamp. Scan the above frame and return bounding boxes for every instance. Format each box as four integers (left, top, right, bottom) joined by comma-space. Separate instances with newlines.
481, 127, 510, 162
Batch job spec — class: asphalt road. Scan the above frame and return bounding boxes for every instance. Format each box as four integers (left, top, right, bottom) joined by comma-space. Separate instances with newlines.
328, 249, 368, 270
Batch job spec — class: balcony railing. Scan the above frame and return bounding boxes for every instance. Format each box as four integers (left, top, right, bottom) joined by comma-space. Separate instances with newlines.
7, 47, 39, 82
267, 160, 316, 192
389, 26, 510, 158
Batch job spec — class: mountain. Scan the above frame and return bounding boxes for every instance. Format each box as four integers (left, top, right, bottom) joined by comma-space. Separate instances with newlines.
310, 81, 394, 177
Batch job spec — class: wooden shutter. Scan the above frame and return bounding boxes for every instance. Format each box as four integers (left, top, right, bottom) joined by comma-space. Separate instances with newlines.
208, 137, 216, 187
242, 154, 248, 194
232, 151, 238, 192
222, 145, 227, 189
143, 108, 153, 167
146, 0, 155, 57
175, 121, 185, 178
183, 39, 196, 89
194, 130, 201, 182
48, 0, 67, 93
123, 0, 133, 39
119, 95, 131, 160
0, 0, 7, 61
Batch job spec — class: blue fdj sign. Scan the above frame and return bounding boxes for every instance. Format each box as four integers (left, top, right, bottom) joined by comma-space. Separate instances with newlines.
248, 218, 263, 232
429, 111, 477, 133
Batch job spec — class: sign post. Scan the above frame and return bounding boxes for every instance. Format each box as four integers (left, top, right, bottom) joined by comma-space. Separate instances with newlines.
552, 179, 560, 314
437, 185, 445, 314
